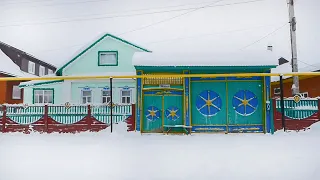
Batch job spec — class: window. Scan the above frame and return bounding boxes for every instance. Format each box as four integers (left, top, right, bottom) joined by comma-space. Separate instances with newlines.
120, 89, 131, 104
102, 90, 111, 104
274, 88, 281, 95
12, 86, 21, 99
28, 61, 35, 74
299, 92, 308, 98
34, 89, 53, 104
39, 65, 45, 76
98, 51, 118, 66
48, 69, 53, 74
81, 90, 92, 104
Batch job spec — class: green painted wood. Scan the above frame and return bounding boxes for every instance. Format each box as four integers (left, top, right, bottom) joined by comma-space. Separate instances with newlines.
276, 99, 318, 120
142, 93, 163, 132
5, 105, 45, 124
191, 81, 227, 126
3, 104, 132, 125
227, 81, 263, 125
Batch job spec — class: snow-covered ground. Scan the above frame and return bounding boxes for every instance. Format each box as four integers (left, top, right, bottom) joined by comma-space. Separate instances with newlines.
0, 123, 320, 180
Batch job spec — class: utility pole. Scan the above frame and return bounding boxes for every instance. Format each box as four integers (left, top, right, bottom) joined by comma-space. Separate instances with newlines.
288, 0, 299, 95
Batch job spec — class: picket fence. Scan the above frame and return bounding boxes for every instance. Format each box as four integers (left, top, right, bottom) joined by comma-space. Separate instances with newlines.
0, 104, 136, 133
273, 98, 320, 131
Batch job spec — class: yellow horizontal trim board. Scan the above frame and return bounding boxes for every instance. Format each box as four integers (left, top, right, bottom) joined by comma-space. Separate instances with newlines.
2, 72, 320, 81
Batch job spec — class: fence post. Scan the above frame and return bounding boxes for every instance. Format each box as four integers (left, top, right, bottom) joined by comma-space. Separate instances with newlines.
44, 105, 48, 133
279, 75, 286, 131
272, 98, 277, 132
88, 105, 92, 131
2, 105, 6, 133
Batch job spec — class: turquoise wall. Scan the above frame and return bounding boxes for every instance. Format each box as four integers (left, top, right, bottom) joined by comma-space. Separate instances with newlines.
23, 83, 63, 104
62, 37, 137, 76
70, 80, 135, 104
22, 80, 135, 105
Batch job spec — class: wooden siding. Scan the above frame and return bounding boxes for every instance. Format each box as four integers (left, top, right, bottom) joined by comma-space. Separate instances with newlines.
6, 81, 24, 104
271, 76, 320, 97
0, 73, 24, 104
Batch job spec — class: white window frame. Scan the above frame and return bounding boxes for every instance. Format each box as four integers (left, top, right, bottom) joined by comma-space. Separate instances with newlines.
274, 88, 281, 95
81, 90, 92, 104
98, 51, 118, 66
299, 92, 308, 98
120, 89, 131, 104
48, 69, 53, 74
28, 61, 35, 74
102, 89, 111, 104
12, 85, 21, 100
39, 65, 45, 76
33, 89, 54, 104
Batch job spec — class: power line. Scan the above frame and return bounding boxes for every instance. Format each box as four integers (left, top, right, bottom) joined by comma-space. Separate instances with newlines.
0, 0, 268, 28
1, 0, 111, 8
118, 0, 227, 36
0, 0, 230, 22
32, 22, 285, 53
239, 22, 289, 50
144, 22, 287, 45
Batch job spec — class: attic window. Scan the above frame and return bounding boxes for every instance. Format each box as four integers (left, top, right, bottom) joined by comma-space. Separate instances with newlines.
98, 51, 118, 66
28, 61, 35, 74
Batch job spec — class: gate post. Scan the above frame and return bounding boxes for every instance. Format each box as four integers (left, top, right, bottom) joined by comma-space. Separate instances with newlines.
110, 77, 113, 133
279, 75, 286, 131
272, 98, 277, 132
2, 105, 6, 133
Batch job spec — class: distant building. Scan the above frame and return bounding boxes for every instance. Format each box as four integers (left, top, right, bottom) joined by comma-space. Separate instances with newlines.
271, 61, 320, 98
0, 41, 56, 104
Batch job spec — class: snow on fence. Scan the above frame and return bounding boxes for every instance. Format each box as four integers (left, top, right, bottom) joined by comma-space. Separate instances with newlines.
0, 104, 135, 133
273, 98, 320, 131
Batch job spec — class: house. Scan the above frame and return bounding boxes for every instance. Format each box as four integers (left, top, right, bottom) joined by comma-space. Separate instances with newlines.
271, 61, 320, 98
19, 33, 151, 105
0, 41, 56, 104
132, 51, 277, 133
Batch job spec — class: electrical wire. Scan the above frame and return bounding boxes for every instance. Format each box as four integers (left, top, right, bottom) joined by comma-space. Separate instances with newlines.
239, 22, 289, 50
144, 22, 287, 45
0, 0, 267, 28
118, 0, 227, 36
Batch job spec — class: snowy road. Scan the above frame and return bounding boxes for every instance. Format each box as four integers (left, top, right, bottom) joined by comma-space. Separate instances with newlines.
0, 123, 319, 180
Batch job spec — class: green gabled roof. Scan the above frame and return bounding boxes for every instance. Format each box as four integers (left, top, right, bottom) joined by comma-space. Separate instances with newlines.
56, 33, 151, 76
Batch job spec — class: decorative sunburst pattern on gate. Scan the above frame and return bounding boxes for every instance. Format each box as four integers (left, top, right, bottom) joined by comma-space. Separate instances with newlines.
165, 106, 180, 121
145, 106, 160, 122
196, 90, 222, 116
232, 90, 258, 116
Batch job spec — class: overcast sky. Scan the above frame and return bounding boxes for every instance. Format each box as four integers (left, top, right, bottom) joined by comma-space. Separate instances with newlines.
0, 0, 319, 68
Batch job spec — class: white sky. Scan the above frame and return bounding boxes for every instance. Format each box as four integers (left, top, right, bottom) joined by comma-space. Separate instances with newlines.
0, 0, 319, 68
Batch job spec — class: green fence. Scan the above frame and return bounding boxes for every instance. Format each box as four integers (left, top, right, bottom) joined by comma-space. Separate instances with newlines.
275, 98, 319, 120
2, 104, 132, 125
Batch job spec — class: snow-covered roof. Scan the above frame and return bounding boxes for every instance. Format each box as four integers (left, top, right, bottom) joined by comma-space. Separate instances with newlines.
0, 49, 36, 77
132, 50, 278, 66
55, 32, 151, 76
271, 62, 320, 82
